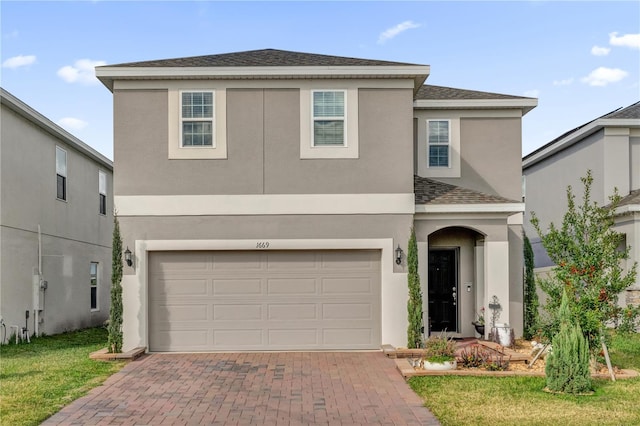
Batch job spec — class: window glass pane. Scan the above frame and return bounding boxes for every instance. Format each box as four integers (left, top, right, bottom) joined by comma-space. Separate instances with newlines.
99, 171, 106, 195
182, 92, 213, 118
56, 147, 67, 175
313, 91, 344, 118
428, 121, 449, 144
99, 194, 106, 215
91, 288, 97, 310
182, 122, 213, 146
314, 120, 344, 146
429, 145, 449, 167
90, 262, 98, 310
57, 174, 66, 200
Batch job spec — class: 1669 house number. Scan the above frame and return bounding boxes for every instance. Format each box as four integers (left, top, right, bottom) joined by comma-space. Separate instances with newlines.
256, 242, 270, 249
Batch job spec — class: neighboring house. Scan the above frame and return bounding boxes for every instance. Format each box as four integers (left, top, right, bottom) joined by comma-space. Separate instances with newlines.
0, 88, 113, 340
523, 101, 640, 307
96, 49, 536, 352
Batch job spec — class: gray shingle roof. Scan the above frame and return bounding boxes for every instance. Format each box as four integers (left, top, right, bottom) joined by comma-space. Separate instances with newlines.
103, 49, 423, 68
415, 85, 532, 101
604, 101, 640, 119
414, 175, 518, 204
618, 189, 640, 207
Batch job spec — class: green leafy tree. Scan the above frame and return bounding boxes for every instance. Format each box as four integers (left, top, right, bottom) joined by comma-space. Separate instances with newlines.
531, 170, 638, 352
107, 213, 124, 353
545, 289, 592, 394
407, 227, 423, 349
523, 233, 539, 339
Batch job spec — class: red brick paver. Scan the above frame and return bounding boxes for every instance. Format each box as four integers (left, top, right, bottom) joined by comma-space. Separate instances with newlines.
43, 352, 439, 425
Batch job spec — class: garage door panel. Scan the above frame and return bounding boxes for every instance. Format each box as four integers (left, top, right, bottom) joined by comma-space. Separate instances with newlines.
268, 303, 317, 320
214, 329, 263, 346
267, 278, 317, 295
212, 279, 262, 295
212, 252, 263, 270
269, 329, 318, 345
321, 278, 374, 294
213, 304, 262, 320
149, 250, 380, 351
323, 303, 372, 320
154, 279, 209, 296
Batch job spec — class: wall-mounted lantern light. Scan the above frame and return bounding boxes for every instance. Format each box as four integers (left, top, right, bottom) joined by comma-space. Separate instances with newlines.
124, 246, 133, 267
395, 244, 403, 265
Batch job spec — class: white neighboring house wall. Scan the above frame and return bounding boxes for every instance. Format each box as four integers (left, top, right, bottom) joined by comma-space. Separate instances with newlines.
0, 88, 114, 340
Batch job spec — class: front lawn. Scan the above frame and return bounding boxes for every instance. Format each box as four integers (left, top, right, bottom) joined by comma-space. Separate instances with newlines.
0, 327, 125, 426
409, 332, 640, 426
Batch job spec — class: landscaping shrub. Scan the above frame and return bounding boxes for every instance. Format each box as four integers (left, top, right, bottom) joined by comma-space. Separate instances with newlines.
459, 345, 489, 368
407, 227, 423, 349
107, 213, 123, 353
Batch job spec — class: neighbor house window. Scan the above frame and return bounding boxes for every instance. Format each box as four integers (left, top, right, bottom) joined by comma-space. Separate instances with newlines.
181, 91, 214, 147
56, 146, 67, 200
90, 262, 98, 311
98, 171, 107, 215
312, 90, 346, 146
428, 120, 450, 167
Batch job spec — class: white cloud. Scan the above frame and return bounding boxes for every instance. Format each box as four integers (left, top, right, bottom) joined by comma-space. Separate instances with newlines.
553, 77, 574, 86
2, 54, 36, 69
57, 59, 106, 85
378, 21, 421, 44
57, 117, 88, 131
591, 45, 610, 56
524, 89, 539, 98
609, 32, 640, 49
581, 67, 628, 87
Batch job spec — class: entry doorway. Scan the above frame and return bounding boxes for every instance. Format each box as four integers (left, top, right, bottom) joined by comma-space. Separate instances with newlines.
428, 248, 458, 333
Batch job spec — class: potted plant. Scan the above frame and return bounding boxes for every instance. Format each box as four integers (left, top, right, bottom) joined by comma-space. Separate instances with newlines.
421, 332, 457, 370
472, 307, 485, 337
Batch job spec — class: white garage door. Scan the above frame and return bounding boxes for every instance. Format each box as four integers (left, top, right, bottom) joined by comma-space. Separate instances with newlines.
148, 250, 381, 351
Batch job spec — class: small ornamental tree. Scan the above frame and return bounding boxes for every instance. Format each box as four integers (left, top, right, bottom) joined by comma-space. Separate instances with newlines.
531, 170, 638, 353
545, 289, 592, 394
523, 233, 539, 340
107, 213, 124, 353
407, 227, 423, 349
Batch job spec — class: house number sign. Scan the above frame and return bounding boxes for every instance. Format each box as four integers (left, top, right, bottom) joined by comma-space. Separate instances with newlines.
256, 242, 270, 249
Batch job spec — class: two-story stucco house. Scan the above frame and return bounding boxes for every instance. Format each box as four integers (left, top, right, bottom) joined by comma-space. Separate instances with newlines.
0, 88, 113, 340
96, 49, 536, 352
523, 101, 640, 307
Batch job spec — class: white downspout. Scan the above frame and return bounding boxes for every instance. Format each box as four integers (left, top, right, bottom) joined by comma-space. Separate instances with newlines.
33, 224, 43, 336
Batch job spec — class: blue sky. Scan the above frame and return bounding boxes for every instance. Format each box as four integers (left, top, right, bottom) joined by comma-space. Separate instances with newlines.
2, 1, 638, 160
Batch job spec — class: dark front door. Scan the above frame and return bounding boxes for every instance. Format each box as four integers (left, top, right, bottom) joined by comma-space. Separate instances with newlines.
428, 249, 458, 332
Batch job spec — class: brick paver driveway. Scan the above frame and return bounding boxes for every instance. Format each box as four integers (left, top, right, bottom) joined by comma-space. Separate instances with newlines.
43, 352, 439, 425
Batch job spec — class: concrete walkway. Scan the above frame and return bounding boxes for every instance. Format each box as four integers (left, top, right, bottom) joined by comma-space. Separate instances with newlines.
43, 352, 440, 425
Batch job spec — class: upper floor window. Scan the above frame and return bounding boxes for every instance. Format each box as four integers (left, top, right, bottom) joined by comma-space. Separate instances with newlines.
90, 262, 99, 311
312, 90, 346, 147
56, 146, 67, 201
99, 171, 107, 215
428, 120, 450, 167
181, 91, 214, 147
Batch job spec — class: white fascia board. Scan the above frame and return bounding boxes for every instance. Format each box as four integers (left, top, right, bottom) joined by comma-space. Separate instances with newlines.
523, 118, 640, 169
96, 65, 430, 91
115, 193, 416, 216
414, 203, 525, 214
0, 88, 113, 169
615, 204, 640, 216
413, 98, 538, 115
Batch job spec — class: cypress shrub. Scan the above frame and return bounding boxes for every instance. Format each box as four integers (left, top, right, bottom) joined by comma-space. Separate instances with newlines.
407, 227, 423, 349
523, 233, 539, 340
107, 214, 124, 353
545, 289, 591, 394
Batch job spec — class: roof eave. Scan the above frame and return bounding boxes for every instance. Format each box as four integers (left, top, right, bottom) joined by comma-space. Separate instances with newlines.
523, 118, 640, 169
414, 202, 525, 214
0, 88, 113, 169
96, 65, 431, 92
413, 98, 538, 115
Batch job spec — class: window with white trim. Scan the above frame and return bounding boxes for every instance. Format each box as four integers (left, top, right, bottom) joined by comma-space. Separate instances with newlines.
98, 171, 107, 215
56, 146, 67, 201
90, 262, 99, 311
312, 90, 346, 146
427, 120, 450, 167
181, 91, 214, 147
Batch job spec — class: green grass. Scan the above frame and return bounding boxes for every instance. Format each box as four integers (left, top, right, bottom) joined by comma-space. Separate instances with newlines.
409, 332, 640, 426
0, 327, 125, 426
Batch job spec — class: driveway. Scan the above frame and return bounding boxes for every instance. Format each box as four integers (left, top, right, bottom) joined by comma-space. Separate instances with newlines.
43, 352, 439, 425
